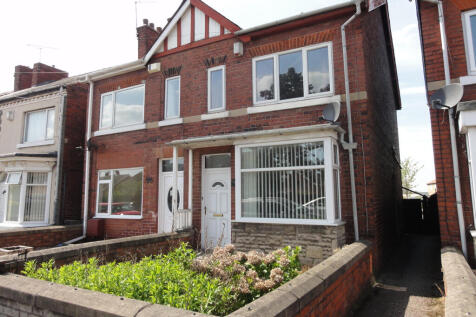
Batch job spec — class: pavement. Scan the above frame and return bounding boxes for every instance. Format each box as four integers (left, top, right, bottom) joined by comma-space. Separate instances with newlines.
353, 234, 444, 317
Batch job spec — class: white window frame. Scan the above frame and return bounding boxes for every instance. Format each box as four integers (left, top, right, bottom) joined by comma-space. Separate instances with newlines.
252, 42, 334, 106
207, 65, 226, 112
22, 108, 55, 144
95, 167, 144, 219
235, 137, 340, 225
463, 9, 476, 76
99, 84, 145, 130
164, 76, 181, 120
0, 170, 52, 227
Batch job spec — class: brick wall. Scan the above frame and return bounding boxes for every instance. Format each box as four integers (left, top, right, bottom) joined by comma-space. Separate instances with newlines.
0, 225, 82, 249
418, 0, 476, 260
232, 223, 346, 266
0, 230, 193, 274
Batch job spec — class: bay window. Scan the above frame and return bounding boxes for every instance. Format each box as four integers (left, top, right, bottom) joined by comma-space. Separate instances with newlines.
165, 77, 180, 119
253, 43, 333, 105
99, 84, 145, 129
0, 171, 50, 225
463, 9, 476, 75
23, 108, 55, 143
208, 65, 226, 112
96, 168, 143, 218
236, 138, 340, 225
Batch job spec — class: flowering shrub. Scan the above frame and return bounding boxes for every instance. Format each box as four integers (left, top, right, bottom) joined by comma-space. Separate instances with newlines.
192, 244, 301, 307
23, 243, 301, 316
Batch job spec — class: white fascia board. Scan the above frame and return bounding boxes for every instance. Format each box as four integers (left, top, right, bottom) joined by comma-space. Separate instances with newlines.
87, 60, 145, 81
143, 0, 191, 64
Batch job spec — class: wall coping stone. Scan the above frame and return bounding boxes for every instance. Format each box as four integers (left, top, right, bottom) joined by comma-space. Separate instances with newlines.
0, 230, 193, 273
0, 224, 82, 237
441, 246, 476, 317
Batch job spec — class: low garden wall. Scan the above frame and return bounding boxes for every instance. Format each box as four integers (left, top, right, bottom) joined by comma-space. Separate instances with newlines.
0, 239, 372, 317
441, 246, 476, 317
232, 222, 346, 266
0, 224, 82, 249
0, 230, 194, 274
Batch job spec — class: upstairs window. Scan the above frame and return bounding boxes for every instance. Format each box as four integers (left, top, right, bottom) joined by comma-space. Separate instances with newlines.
165, 76, 180, 119
24, 108, 55, 143
208, 65, 226, 112
100, 84, 145, 129
253, 43, 333, 105
463, 9, 476, 75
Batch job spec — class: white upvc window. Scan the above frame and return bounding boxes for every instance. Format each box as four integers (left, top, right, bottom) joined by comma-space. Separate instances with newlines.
235, 138, 340, 225
23, 108, 55, 143
0, 171, 51, 226
463, 9, 476, 75
252, 42, 334, 105
99, 84, 145, 130
165, 76, 181, 119
208, 65, 226, 112
96, 167, 143, 219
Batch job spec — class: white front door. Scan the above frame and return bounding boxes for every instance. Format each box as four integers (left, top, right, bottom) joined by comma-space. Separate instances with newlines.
158, 158, 184, 233
201, 154, 231, 249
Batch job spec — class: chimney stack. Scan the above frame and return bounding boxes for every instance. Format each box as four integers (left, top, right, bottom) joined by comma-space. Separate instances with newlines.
13, 63, 68, 92
137, 18, 160, 59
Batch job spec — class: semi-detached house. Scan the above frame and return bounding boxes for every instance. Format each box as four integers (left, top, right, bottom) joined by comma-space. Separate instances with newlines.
82, 0, 402, 266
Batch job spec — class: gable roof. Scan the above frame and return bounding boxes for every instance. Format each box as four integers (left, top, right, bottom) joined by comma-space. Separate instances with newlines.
143, 0, 240, 63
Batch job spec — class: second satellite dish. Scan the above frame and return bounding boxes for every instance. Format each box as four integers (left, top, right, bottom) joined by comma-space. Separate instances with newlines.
430, 83, 464, 109
322, 101, 341, 123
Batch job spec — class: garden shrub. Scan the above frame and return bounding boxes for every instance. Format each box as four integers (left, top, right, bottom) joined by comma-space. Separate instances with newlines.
23, 243, 301, 316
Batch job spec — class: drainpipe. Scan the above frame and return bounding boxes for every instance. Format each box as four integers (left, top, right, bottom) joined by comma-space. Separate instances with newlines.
64, 77, 93, 244
341, 0, 363, 241
422, 0, 467, 257
54, 86, 66, 225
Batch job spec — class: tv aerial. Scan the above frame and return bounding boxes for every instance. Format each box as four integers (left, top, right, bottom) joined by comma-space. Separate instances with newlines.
27, 44, 58, 62
320, 101, 341, 124
430, 83, 464, 110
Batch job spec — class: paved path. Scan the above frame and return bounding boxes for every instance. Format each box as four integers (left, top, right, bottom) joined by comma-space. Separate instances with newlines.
353, 234, 444, 317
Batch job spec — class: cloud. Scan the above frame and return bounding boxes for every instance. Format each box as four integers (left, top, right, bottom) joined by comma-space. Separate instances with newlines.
400, 86, 426, 96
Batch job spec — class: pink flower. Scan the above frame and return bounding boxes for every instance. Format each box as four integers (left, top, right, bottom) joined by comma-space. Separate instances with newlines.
270, 268, 284, 283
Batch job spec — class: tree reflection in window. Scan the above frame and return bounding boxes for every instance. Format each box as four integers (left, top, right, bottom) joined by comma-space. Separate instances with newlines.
279, 51, 303, 100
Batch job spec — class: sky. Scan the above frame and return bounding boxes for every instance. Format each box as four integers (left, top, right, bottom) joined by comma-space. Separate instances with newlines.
0, 0, 434, 192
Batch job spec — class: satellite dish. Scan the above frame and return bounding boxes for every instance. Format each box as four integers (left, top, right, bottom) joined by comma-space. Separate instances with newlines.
430, 83, 464, 110
322, 101, 341, 123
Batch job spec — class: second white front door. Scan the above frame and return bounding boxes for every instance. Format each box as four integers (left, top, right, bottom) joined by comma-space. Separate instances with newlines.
201, 154, 231, 249
159, 158, 184, 233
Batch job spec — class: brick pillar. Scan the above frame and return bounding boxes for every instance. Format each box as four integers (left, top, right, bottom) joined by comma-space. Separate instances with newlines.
13, 65, 33, 91
137, 18, 160, 58
31, 63, 68, 87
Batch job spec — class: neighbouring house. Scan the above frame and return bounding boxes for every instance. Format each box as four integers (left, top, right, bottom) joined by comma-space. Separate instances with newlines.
82, 0, 401, 266
0, 63, 88, 231
427, 180, 437, 196
416, 0, 476, 261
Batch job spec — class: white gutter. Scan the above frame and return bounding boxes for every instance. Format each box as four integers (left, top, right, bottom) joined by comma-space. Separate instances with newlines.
422, 0, 467, 257
235, 1, 355, 35
64, 76, 94, 244
87, 60, 145, 81
341, 0, 362, 242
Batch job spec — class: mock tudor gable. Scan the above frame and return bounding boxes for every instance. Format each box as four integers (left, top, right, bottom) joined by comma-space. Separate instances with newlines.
144, 0, 240, 62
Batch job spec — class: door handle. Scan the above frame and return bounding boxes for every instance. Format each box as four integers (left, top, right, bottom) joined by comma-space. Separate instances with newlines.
213, 213, 224, 217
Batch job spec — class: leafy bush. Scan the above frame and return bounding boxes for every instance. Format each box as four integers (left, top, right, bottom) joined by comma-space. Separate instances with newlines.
23, 243, 300, 316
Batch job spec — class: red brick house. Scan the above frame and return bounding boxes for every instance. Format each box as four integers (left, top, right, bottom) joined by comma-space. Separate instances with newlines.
416, 0, 476, 261
0, 64, 87, 229
82, 0, 401, 266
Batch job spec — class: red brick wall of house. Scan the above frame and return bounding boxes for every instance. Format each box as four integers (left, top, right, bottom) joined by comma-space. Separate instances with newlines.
0, 225, 82, 250
60, 84, 88, 222
84, 5, 401, 270
418, 0, 476, 260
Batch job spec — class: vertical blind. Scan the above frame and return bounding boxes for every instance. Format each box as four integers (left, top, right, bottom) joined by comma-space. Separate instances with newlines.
24, 172, 48, 222
240, 142, 327, 220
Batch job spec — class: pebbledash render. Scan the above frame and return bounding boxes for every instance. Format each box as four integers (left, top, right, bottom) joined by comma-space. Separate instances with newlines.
417, 0, 476, 262
82, 0, 401, 266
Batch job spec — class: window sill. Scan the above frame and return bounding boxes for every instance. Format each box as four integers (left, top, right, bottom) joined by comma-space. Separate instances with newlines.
94, 123, 146, 137
158, 118, 183, 127
232, 219, 346, 226
0, 222, 49, 228
248, 95, 340, 114
94, 215, 143, 220
16, 140, 54, 149
201, 111, 230, 121
460, 75, 476, 86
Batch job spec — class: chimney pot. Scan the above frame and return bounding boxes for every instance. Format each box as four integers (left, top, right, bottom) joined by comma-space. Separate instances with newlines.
156, 27, 162, 33
167, 17, 172, 23
143, 18, 148, 25
149, 22, 154, 29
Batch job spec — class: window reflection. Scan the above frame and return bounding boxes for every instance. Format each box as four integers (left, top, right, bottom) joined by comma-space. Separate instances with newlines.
256, 58, 274, 101
279, 51, 303, 100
